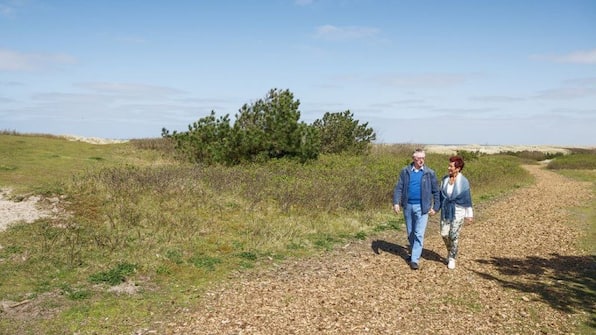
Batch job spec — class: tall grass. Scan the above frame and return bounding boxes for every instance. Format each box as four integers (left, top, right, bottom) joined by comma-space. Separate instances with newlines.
0, 138, 540, 334
547, 152, 596, 170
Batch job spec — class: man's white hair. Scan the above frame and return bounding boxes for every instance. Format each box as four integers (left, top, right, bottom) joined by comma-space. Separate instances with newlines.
412, 149, 425, 158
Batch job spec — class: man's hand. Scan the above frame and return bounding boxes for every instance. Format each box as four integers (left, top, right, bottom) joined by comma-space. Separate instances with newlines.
393, 204, 400, 214
429, 208, 436, 216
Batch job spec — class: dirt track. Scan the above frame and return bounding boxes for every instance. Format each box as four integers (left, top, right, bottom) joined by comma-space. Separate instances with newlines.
167, 165, 594, 335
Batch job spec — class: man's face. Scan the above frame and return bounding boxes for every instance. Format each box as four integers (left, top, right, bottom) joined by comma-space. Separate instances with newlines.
413, 155, 425, 169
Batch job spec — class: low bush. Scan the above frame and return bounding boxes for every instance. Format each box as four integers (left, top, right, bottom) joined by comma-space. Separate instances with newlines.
502, 150, 565, 161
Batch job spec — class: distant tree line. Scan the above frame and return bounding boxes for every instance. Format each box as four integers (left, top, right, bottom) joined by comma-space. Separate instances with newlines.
161, 88, 376, 165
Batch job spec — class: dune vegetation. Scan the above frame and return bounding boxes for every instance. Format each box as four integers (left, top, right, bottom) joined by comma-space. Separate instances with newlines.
0, 132, 594, 334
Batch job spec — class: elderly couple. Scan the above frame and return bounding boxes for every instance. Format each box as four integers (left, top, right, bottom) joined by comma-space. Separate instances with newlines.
392, 149, 474, 270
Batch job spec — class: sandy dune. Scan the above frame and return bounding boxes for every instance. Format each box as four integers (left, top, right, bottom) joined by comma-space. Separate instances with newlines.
423, 144, 574, 155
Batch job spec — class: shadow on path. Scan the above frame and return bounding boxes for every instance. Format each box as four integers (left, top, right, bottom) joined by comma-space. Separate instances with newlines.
371, 239, 444, 264
473, 253, 596, 329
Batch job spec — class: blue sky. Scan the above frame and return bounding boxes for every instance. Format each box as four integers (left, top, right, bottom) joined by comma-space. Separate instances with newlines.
1, 0, 595, 145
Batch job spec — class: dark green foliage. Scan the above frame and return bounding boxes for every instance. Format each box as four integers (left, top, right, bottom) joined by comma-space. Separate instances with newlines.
354, 231, 367, 240
67, 289, 91, 300
502, 150, 564, 161
565, 147, 596, 155
297, 123, 321, 162
162, 111, 235, 165
456, 150, 481, 161
88, 262, 137, 286
165, 249, 184, 264
313, 234, 339, 251
313, 110, 376, 155
59, 283, 91, 300
237, 251, 258, 260
162, 89, 375, 165
189, 254, 221, 271
373, 219, 402, 232
233, 88, 319, 163
0, 164, 17, 171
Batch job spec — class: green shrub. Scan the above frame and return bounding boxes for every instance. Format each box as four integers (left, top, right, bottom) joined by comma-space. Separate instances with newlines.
163, 89, 319, 164
456, 150, 481, 161
313, 110, 375, 155
501, 150, 564, 161
547, 153, 596, 170
88, 262, 137, 286
162, 89, 375, 165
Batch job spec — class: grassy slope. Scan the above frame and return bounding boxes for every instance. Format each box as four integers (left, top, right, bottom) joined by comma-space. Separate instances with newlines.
0, 135, 166, 194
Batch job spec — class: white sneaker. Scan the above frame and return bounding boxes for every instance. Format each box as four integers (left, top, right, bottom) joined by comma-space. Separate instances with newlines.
447, 258, 456, 269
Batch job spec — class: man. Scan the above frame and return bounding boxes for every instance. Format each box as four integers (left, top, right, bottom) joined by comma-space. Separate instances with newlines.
393, 149, 440, 270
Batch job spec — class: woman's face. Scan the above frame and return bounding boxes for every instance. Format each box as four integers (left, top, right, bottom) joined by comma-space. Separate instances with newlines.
448, 161, 460, 176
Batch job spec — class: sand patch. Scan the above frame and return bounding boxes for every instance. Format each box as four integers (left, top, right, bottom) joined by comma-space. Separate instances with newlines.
60, 134, 129, 145
0, 189, 54, 231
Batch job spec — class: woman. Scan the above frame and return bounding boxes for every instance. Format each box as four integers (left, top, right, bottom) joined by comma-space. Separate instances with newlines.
439, 155, 473, 269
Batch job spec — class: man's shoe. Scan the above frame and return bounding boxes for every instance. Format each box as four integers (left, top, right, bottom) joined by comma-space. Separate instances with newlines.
410, 262, 419, 270
447, 258, 456, 270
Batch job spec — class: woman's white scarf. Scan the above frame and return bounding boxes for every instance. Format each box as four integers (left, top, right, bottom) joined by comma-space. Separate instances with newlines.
440, 174, 472, 221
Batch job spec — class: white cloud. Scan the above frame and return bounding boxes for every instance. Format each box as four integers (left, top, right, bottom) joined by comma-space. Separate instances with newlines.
549, 107, 596, 117
75, 82, 186, 98
556, 49, 596, 64
532, 49, 596, 64
470, 95, 526, 103
373, 73, 469, 89
314, 24, 380, 41
562, 77, 596, 87
0, 4, 14, 16
0, 0, 22, 17
0, 80, 24, 87
0, 48, 76, 71
535, 87, 596, 100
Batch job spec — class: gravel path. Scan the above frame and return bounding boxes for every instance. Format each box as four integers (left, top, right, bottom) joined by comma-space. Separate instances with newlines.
167, 165, 594, 335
